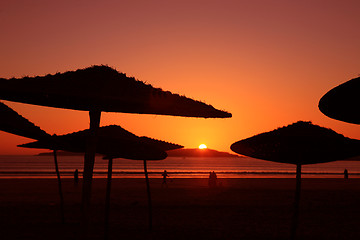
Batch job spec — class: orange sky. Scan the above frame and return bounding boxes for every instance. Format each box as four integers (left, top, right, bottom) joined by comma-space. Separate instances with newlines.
0, 0, 359, 155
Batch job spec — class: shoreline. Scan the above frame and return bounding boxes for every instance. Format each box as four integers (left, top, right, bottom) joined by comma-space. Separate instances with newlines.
0, 174, 358, 179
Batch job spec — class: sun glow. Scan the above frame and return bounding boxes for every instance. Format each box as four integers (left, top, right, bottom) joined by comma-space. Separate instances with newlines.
198, 144, 207, 149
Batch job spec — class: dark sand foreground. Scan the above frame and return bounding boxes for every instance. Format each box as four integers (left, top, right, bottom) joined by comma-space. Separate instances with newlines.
1, 178, 360, 240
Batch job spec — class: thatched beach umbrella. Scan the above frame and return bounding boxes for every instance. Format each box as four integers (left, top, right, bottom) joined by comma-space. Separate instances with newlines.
0, 65, 231, 234
19, 125, 183, 237
102, 128, 183, 237
0, 101, 66, 223
319, 77, 360, 124
230, 121, 360, 239
0, 102, 49, 140
19, 125, 174, 159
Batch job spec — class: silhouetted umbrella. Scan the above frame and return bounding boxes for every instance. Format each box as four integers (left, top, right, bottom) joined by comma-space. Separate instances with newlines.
133, 135, 182, 231
19, 125, 183, 237
230, 121, 360, 240
0, 102, 65, 223
19, 125, 176, 159
0, 101, 49, 139
0, 65, 231, 235
319, 77, 360, 124
0, 65, 232, 117
102, 131, 182, 237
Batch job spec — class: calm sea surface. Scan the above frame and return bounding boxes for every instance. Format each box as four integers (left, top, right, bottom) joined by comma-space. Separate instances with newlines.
0, 155, 360, 179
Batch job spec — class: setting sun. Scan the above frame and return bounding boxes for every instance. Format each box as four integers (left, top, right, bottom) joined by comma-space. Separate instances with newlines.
198, 144, 207, 149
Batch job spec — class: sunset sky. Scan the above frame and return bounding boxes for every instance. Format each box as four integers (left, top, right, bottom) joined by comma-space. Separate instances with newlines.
0, 0, 359, 155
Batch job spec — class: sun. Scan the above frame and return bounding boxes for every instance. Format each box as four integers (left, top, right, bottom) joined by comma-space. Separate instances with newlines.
198, 144, 207, 150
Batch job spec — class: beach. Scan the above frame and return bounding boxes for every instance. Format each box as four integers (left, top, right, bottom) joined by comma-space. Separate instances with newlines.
1, 178, 360, 239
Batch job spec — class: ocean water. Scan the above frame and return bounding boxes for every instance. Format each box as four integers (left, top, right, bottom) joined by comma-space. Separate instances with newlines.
1, 155, 360, 179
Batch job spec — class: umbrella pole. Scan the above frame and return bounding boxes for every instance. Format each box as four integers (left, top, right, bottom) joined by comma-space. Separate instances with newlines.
291, 164, 302, 240
143, 160, 153, 231
104, 158, 113, 240
53, 149, 65, 224
81, 109, 101, 239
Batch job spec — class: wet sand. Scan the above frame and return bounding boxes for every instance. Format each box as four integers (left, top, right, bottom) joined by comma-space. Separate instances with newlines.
1, 178, 360, 239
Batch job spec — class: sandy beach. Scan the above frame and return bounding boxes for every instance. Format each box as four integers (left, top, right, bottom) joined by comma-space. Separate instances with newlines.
1, 178, 360, 240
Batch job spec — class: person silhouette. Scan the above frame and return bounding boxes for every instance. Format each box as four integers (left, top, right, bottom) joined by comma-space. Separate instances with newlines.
212, 171, 217, 187
344, 169, 349, 179
209, 171, 217, 188
162, 170, 169, 187
74, 169, 79, 185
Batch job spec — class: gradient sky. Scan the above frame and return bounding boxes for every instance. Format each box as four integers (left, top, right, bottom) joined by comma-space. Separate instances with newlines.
0, 0, 359, 155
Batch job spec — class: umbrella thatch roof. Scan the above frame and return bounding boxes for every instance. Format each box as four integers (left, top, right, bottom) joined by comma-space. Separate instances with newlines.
319, 77, 360, 124
0, 101, 49, 140
19, 125, 182, 160
0, 65, 231, 118
230, 121, 360, 165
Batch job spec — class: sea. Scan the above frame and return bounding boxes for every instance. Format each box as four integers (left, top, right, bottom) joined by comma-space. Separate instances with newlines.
1, 155, 360, 179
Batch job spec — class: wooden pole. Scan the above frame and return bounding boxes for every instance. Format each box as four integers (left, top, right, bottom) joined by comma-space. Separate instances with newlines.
81, 110, 101, 239
143, 160, 153, 231
290, 164, 302, 240
53, 149, 65, 224
104, 158, 113, 240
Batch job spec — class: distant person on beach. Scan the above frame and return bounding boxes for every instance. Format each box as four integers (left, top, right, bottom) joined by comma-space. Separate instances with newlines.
344, 169, 349, 179
213, 171, 217, 187
209, 171, 217, 188
74, 169, 79, 184
162, 170, 169, 187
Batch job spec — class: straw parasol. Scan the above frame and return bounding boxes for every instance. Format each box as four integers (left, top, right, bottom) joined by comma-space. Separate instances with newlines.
20, 125, 183, 237
19, 125, 176, 159
0, 65, 231, 235
0, 65, 232, 117
102, 128, 183, 237
0, 101, 49, 140
319, 77, 360, 124
230, 121, 360, 240
0, 101, 66, 223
